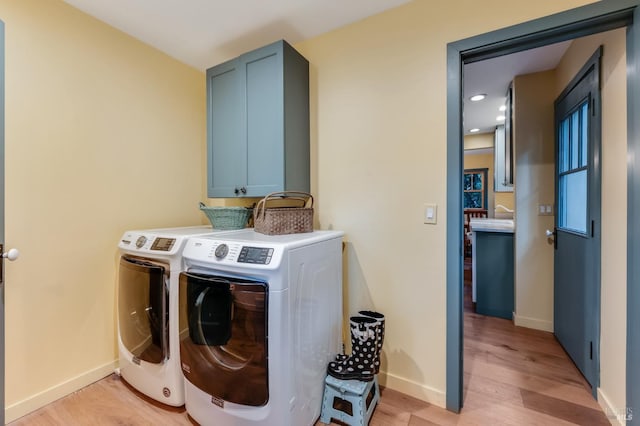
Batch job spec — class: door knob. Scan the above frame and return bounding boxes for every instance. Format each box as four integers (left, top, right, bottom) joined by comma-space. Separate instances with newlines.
546, 228, 558, 249
2, 248, 19, 261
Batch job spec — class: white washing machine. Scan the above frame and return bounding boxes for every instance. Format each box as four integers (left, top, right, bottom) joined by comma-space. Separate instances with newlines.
117, 225, 240, 406
178, 229, 344, 425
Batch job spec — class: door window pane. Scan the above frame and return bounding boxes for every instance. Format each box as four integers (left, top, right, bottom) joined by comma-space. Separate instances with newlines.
559, 170, 587, 233
581, 102, 589, 167
571, 111, 580, 170
557, 99, 589, 235
559, 119, 569, 173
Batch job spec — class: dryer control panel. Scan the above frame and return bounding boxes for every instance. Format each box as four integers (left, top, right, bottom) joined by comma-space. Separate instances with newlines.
150, 237, 177, 252
119, 232, 181, 255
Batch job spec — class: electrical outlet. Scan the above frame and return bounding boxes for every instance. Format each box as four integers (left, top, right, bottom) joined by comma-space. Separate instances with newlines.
538, 204, 554, 216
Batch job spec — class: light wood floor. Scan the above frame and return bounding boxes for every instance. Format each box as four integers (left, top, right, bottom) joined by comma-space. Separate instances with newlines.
9, 285, 612, 425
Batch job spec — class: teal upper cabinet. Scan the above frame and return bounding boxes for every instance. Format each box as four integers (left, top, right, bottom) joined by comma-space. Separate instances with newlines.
207, 40, 310, 198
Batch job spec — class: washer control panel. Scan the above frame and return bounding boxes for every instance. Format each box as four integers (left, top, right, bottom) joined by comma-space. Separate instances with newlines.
183, 237, 282, 269
238, 246, 274, 265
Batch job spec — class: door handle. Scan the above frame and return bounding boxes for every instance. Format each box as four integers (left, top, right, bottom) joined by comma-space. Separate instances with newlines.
546, 228, 557, 249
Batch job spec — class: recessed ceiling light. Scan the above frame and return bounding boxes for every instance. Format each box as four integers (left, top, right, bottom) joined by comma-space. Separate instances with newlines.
470, 94, 486, 102
499, 105, 506, 112
496, 115, 506, 121
470, 128, 480, 133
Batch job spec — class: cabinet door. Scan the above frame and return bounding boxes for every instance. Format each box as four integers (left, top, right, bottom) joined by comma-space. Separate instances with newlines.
475, 232, 514, 319
241, 43, 284, 196
207, 59, 246, 198
494, 125, 513, 192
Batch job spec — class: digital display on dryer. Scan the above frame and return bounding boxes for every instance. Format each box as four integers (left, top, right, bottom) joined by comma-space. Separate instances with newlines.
238, 246, 273, 264
150, 237, 176, 251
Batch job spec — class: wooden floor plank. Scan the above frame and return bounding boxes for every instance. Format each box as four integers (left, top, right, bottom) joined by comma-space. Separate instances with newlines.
519, 389, 610, 425
460, 387, 580, 426
9, 375, 194, 426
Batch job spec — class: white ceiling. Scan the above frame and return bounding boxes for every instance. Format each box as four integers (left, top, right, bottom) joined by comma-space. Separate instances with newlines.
62, 0, 412, 70
463, 41, 572, 136
62, 0, 571, 137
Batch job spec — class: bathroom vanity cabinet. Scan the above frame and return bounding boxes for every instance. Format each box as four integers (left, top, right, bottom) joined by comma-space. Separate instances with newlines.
471, 219, 514, 320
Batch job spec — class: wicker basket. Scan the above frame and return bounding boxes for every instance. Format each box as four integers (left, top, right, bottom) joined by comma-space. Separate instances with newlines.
199, 202, 253, 230
253, 191, 314, 235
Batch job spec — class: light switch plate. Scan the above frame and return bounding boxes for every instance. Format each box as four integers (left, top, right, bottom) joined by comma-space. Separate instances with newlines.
424, 203, 437, 224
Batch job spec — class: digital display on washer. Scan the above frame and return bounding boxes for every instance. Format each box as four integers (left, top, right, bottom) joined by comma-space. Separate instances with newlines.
150, 237, 176, 251
238, 246, 274, 264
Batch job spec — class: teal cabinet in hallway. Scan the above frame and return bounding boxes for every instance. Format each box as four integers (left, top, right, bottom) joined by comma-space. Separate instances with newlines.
472, 223, 515, 320
206, 40, 310, 198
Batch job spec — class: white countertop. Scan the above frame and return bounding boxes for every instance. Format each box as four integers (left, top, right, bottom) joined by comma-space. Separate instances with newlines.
470, 218, 515, 233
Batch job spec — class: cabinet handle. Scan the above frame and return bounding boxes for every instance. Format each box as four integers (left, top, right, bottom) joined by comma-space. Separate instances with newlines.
234, 188, 240, 195
240, 187, 247, 194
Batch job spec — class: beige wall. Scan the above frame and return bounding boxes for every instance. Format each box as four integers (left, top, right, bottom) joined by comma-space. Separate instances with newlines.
2, 0, 205, 420
513, 70, 556, 332
463, 132, 493, 150
295, 0, 596, 404
495, 192, 516, 212
555, 28, 628, 421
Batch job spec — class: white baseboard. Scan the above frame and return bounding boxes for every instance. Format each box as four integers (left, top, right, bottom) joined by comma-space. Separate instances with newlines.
513, 312, 553, 332
379, 371, 446, 408
597, 388, 628, 426
5, 360, 118, 423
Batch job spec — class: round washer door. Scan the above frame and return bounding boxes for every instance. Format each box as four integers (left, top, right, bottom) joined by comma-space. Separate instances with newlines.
118, 256, 169, 364
179, 271, 268, 406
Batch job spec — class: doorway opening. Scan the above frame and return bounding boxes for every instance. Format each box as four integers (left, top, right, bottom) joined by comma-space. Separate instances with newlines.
446, 0, 640, 415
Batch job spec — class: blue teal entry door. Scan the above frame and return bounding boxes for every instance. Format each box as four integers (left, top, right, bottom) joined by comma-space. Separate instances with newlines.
553, 48, 601, 391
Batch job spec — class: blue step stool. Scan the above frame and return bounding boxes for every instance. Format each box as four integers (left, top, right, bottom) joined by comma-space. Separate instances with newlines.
319, 375, 380, 425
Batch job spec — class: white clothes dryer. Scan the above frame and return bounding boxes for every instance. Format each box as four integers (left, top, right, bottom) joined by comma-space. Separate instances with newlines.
117, 226, 239, 406
179, 229, 344, 425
